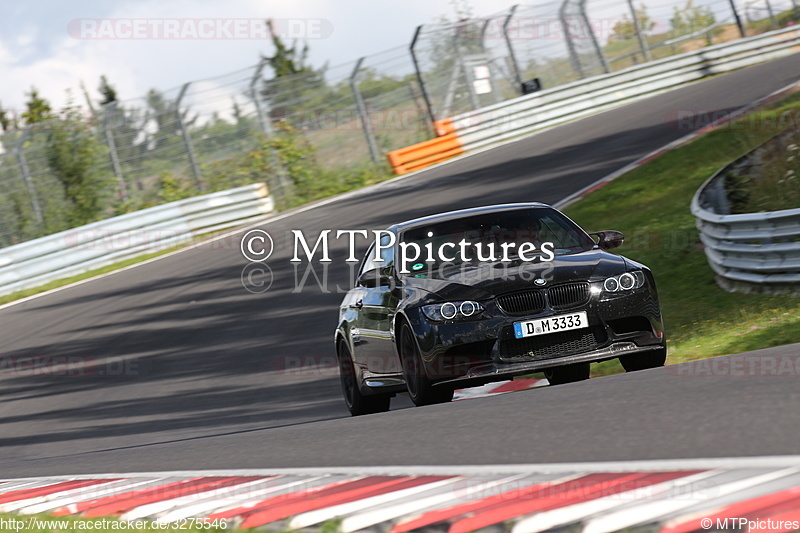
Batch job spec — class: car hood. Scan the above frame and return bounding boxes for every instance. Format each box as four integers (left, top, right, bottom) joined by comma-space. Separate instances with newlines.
402, 249, 627, 302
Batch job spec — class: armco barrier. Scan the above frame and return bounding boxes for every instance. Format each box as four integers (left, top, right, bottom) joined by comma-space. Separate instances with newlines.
0, 183, 273, 298
387, 25, 800, 174
387, 119, 462, 174
692, 132, 800, 294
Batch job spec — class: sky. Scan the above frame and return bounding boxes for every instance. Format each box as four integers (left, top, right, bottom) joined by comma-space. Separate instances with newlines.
0, 0, 525, 114
1, 0, 777, 118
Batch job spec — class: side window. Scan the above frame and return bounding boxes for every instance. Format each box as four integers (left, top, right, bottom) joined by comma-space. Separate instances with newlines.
360, 233, 395, 275
540, 215, 580, 248
374, 233, 394, 269
359, 244, 377, 276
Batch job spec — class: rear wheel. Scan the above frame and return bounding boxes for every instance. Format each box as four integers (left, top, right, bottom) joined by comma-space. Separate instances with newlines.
337, 339, 391, 416
544, 362, 591, 385
619, 347, 667, 372
399, 324, 454, 406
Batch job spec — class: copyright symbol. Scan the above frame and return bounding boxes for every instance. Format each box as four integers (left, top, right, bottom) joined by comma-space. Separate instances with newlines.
241, 229, 274, 262
241, 263, 273, 294
700, 518, 713, 529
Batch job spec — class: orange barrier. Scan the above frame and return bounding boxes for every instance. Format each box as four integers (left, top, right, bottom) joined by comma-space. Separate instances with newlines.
386, 118, 462, 175
433, 118, 456, 136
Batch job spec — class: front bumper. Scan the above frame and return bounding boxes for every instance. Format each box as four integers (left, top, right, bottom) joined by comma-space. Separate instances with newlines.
433, 342, 662, 388
404, 283, 664, 382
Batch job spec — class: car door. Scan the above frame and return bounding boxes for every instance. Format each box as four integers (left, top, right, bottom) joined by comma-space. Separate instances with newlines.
353, 235, 402, 374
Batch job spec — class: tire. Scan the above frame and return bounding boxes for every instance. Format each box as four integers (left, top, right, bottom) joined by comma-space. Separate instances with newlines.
337, 339, 391, 416
619, 347, 667, 372
399, 323, 454, 406
544, 362, 591, 385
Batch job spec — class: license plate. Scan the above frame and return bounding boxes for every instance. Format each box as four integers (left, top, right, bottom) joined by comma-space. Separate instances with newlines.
513, 311, 588, 339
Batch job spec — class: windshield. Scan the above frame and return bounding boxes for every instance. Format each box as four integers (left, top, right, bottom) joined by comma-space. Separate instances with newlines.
399, 207, 595, 273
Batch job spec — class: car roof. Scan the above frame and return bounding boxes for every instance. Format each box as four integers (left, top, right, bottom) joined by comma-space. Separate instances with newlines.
387, 203, 553, 233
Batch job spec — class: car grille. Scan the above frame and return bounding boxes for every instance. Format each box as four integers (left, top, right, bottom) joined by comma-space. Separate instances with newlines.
496, 282, 590, 316
548, 282, 590, 310
496, 290, 545, 316
497, 326, 607, 362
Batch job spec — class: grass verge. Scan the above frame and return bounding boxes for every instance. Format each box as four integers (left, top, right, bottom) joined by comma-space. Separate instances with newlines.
0, 513, 341, 532
0, 513, 230, 532
0, 243, 192, 307
562, 93, 800, 375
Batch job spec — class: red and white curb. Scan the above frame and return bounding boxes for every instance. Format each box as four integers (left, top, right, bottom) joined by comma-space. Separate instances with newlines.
4, 458, 800, 531
454, 378, 547, 401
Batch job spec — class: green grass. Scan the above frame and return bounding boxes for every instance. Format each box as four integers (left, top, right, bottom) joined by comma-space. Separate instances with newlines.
561, 94, 800, 375
0, 244, 189, 307
0, 512, 342, 532
0, 514, 230, 532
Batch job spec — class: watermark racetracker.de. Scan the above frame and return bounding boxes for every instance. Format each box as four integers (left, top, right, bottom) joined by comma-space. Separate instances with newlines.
669, 354, 800, 377
67, 18, 333, 40
0, 355, 143, 377
665, 108, 800, 131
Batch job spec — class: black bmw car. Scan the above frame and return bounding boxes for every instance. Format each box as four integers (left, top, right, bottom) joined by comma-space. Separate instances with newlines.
335, 203, 666, 416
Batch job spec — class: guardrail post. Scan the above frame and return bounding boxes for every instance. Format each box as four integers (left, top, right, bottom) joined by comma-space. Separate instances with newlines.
441, 60, 462, 118
250, 58, 274, 137
559, 1, 586, 79
410, 25, 438, 127
249, 62, 294, 202
626, 0, 652, 62
503, 6, 524, 94
350, 57, 381, 164
728, 0, 747, 37
765, 0, 779, 29
175, 83, 203, 191
479, 18, 502, 105
13, 128, 43, 225
102, 101, 128, 200
408, 81, 435, 138
581, 0, 611, 73
453, 28, 481, 111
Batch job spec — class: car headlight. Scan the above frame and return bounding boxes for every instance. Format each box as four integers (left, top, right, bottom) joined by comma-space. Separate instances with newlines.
602, 271, 645, 294
421, 301, 484, 321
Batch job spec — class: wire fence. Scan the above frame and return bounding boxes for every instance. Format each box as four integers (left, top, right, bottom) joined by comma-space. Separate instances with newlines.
1, 0, 798, 248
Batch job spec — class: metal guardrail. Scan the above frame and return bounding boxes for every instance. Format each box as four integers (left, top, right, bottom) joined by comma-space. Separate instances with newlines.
0, 183, 273, 298
451, 25, 800, 152
387, 25, 800, 174
691, 133, 800, 293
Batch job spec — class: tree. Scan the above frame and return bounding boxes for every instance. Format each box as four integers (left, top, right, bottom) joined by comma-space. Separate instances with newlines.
448, 0, 474, 21
146, 88, 190, 151
21, 87, 52, 124
611, 5, 656, 41
670, 0, 716, 36
46, 92, 109, 226
0, 102, 11, 131
98, 75, 118, 105
355, 68, 409, 100
265, 18, 312, 78
260, 19, 327, 119
231, 97, 245, 126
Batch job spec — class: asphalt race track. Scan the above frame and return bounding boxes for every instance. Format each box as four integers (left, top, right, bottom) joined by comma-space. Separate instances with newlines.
1, 55, 800, 477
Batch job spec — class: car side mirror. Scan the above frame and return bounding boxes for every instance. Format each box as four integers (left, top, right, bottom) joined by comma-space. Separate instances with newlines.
357, 267, 395, 288
589, 230, 624, 250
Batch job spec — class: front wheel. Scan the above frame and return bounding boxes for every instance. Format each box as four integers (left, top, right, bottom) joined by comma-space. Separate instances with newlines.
619, 347, 667, 372
338, 339, 391, 416
399, 324, 454, 406
544, 362, 591, 385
